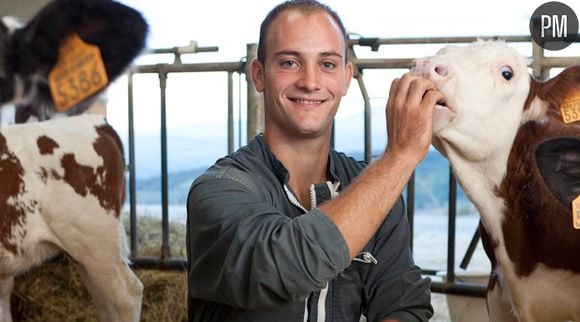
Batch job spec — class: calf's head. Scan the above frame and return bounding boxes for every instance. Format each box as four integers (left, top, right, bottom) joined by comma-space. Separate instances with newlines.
0, 0, 148, 118
413, 40, 580, 209
414, 40, 580, 161
412, 40, 537, 162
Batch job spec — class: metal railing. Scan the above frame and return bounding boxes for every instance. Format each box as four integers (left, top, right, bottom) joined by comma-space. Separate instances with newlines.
124, 35, 580, 297
126, 42, 243, 270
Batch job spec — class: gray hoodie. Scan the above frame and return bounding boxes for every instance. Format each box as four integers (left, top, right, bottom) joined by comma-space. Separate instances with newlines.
186, 135, 432, 321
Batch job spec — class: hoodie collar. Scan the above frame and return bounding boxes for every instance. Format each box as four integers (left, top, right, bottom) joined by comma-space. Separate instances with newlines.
250, 134, 341, 185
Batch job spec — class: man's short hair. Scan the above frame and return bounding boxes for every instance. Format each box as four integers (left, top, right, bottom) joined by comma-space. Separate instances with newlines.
257, 0, 348, 64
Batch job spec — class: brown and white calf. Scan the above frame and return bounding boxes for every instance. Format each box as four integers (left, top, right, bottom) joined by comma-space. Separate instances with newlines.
0, 115, 142, 322
0, 0, 148, 321
412, 40, 580, 321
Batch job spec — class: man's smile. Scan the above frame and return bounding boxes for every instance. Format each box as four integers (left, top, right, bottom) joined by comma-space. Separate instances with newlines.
288, 97, 326, 105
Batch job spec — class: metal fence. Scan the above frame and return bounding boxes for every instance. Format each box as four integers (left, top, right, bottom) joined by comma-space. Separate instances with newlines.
125, 35, 580, 298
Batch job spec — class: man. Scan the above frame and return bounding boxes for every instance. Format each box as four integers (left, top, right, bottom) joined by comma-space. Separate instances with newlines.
187, 1, 443, 321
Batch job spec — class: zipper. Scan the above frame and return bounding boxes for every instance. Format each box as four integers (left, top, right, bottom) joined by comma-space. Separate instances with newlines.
284, 184, 308, 213
352, 251, 378, 264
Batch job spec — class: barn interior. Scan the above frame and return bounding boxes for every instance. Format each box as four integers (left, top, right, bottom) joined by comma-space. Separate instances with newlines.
1, 1, 579, 321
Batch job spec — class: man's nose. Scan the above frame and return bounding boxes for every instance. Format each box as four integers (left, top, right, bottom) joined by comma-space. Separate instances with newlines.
411, 57, 451, 81
296, 65, 322, 91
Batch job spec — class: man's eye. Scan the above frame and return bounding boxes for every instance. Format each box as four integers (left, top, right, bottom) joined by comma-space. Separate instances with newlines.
281, 60, 297, 68
322, 62, 336, 69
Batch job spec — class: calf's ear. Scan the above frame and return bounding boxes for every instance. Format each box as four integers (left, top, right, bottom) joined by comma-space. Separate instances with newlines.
524, 66, 580, 123
9, 0, 148, 82
535, 137, 580, 208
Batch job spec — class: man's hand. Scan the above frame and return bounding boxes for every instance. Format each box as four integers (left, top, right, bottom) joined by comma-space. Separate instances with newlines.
385, 73, 444, 164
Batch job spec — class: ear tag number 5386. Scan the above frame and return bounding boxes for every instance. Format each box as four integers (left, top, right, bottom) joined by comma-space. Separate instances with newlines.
48, 33, 109, 112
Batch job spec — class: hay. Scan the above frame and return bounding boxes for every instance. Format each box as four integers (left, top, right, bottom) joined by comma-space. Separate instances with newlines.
11, 216, 188, 322
12, 256, 97, 322
137, 268, 187, 322
126, 215, 187, 258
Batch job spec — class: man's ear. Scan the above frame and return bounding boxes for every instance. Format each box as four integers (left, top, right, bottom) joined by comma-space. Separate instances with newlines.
342, 61, 354, 96
251, 58, 265, 92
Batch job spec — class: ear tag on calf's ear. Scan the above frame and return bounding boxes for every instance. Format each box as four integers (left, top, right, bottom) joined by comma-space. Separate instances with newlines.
560, 90, 580, 124
48, 33, 109, 112
573, 195, 580, 229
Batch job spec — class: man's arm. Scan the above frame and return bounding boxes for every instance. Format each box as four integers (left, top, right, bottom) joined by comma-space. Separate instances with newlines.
320, 74, 443, 258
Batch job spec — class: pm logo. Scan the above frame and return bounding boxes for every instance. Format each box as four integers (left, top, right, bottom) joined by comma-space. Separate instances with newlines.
541, 14, 568, 37
530, 1, 578, 50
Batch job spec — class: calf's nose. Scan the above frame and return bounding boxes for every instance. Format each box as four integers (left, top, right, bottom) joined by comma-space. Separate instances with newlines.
434, 64, 448, 77
411, 57, 451, 81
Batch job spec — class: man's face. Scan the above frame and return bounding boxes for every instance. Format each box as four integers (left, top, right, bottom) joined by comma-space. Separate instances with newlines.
252, 9, 353, 140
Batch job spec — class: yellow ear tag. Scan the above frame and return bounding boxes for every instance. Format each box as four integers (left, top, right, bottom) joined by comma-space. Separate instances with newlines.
560, 90, 580, 124
48, 33, 109, 112
573, 195, 580, 229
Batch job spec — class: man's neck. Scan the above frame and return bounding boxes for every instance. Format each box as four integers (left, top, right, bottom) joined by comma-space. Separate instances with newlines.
264, 131, 331, 210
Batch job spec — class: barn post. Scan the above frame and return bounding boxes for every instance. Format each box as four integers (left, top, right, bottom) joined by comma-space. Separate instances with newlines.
228, 71, 235, 153
245, 43, 264, 143
531, 41, 549, 80
127, 72, 138, 257
347, 46, 372, 163
158, 68, 172, 261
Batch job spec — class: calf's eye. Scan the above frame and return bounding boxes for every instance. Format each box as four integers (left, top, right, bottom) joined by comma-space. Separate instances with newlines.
500, 66, 513, 81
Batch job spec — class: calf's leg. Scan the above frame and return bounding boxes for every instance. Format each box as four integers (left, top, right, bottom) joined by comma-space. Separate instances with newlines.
0, 275, 13, 322
49, 208, 143, 321
76, 259, 143, 322
487, 277, 518, 322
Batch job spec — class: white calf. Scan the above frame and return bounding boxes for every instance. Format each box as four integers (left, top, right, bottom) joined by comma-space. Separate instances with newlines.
413, 40, 580, 322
